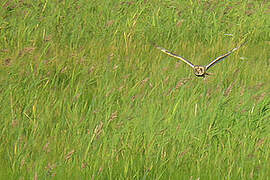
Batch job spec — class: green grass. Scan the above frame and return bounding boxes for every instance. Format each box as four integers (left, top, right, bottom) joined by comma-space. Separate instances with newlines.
1, 0, 270, 179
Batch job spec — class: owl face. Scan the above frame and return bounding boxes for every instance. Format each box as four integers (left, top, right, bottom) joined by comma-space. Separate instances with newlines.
194, 66, 206, 77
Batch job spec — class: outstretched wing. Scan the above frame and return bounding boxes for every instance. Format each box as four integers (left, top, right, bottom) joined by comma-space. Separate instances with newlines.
205, 42, 247, 70
157, 46, 195, 68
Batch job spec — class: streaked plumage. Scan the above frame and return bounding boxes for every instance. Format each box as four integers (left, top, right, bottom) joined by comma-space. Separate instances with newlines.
157, 42, 246, 77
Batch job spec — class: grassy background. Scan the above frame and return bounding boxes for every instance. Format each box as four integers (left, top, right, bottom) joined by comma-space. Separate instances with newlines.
0, 0, 270, 179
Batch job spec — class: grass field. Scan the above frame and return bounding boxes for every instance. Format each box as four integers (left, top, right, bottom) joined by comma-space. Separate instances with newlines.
1, 0, 270, 179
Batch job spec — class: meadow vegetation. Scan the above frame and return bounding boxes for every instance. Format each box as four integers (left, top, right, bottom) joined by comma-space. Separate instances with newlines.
0, 0, 270, 179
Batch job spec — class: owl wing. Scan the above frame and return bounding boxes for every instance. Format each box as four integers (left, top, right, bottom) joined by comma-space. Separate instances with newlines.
205, 42, 247, 70
157, 46, 195, 68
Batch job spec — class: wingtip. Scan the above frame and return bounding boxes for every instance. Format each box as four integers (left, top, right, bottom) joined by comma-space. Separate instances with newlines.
156, 46, 167, 52
232, 41, 248, 52
156, 46, 164, 50
237, 41, 248, 49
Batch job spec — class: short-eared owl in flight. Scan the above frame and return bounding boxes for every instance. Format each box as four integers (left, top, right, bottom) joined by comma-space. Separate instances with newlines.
157, 42, 246, 77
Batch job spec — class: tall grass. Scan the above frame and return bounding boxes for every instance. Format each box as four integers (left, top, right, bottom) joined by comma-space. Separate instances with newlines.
0, 0, 270, 179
